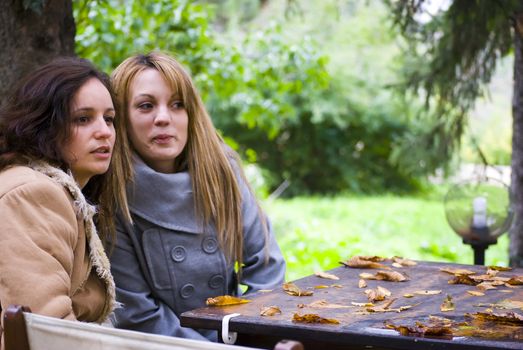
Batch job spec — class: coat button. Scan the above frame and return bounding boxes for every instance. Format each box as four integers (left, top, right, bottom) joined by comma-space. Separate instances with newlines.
171, 246, 186, 262
208, 274, 224, 289
180, 284, 195, 299
202, 236, 218, 254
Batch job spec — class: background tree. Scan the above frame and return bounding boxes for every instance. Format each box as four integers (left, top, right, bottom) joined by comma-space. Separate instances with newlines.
0, 0, 75, 105
386, 0, 523, 266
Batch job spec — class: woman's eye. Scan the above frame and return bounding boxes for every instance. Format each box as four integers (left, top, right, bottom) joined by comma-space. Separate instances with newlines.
172, 101, 185, 109
75, 116, 90, 124
138, 102, 154, 110
104, 115, 115, 124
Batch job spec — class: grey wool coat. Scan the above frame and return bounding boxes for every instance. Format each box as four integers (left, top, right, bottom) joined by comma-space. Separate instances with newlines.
110, 156, 286, 341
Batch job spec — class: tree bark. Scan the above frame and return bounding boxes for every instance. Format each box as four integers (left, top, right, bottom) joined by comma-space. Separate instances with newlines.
0, 0, 75, 106
509, 12, 523, 267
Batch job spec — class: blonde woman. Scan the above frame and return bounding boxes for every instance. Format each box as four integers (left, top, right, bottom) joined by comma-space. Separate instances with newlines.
0, 57, 132, 342
110, 52, 285, 341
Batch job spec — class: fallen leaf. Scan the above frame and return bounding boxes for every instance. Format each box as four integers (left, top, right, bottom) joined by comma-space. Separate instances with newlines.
314, 285, 329, 289
440, 267, 475, 276
413, 290, 442, 296
206, 295, 251, 306
487, 266, 512, 271
283, 282, 313, 296
440, 294, 455, 312
467, 290, 485, 296
331, 284, 343, 288
306, 299, 350, 309
403, 293, 414, 298
392, 262, 403, 268
498, 290, 513, 293
292, 313, 340, 324
260, 306, 281, 316
392, 256, 417, 266
448, 275, 479, 286
359, 272, 376, 280
375, 270, 408, 282
365, 286, 391, 302
358, 279, 367, 288
466, 311, 523, 325
340, 256, 390, 269
351, 302, 374, 307
476, 282, 497, 291
314, 271, 340, 280
506, 276, 523, 285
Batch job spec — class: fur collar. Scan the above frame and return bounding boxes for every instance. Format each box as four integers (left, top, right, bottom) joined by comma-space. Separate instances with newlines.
29, 161, 115, 323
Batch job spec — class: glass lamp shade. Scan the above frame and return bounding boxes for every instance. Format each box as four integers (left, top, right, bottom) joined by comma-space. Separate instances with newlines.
444, 177, 513, 243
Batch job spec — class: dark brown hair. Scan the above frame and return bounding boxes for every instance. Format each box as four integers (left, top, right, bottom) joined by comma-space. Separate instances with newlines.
0, 56, 132, 242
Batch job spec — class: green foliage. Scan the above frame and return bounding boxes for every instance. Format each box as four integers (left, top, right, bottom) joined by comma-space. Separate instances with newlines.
266, 190, 510, 281
385, 0, 521, 173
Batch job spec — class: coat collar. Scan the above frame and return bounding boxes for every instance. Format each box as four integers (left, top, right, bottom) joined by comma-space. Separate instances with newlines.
29, 161, 115, 323
128, 155, 205, 234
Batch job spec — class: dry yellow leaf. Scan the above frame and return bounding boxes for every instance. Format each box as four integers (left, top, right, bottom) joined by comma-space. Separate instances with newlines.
365, 286, 391, 302
359, 272, 376, 280
358, 279, 367, 288
414, 290, 442, 296
283, 282, 313, 296
340, 256, 390, 269
439, 267, 475, 276
307, 299, 350, 309
314, 271, 340, 280
375, 270, 408, 282
260, 306, 281, 316
351, 301, 374, 307
206, 295, 251, 306
507, 276, 523, 285
476, 282, 497, 291
403, 293, 414, 298
331, 284, 343, 288
467, 290, 485, 296
392, 262, 403, 268
292, 313, 340, 324
314, 285, 329, 289
392, 256, 417, 266
440, 295, 455, 312
487, 265, 512, 271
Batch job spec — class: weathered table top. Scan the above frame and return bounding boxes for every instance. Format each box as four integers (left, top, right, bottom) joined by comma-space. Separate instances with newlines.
181, 260, 523, 350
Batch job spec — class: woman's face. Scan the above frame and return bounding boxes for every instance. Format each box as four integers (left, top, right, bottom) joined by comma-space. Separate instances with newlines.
127, 68, 188, 173
62, 78, 116, 188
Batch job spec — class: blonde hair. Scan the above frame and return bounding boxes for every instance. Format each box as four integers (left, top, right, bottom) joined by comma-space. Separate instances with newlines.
112, 52, 265, 272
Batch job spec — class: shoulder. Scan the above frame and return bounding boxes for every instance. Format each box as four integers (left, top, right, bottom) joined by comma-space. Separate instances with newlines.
0, 165, 73, 209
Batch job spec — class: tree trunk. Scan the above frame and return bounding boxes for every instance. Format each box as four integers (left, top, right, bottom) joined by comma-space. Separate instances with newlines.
0, 0, 75, 106
509, 12, 523, 267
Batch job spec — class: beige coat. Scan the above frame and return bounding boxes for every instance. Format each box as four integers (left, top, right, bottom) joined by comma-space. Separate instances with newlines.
0, 164, 115, 337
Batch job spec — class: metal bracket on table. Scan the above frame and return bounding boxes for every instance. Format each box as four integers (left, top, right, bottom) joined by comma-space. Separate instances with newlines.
221, 313, 241, 344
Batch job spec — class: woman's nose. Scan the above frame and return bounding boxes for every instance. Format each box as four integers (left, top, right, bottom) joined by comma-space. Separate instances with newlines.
94, 117, 114, 139
154, 105, 171, 125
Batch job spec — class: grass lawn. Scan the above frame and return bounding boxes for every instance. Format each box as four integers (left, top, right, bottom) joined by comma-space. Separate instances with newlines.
263, 192, 510, 282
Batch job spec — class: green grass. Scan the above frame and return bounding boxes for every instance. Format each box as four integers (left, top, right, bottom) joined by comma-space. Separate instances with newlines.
263, 192, 510, 282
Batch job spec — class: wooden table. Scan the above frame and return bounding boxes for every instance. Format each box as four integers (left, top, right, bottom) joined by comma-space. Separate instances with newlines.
181, 261, 523, 349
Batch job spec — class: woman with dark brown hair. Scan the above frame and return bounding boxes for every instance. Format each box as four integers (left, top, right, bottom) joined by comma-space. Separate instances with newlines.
0, 57, 132, 340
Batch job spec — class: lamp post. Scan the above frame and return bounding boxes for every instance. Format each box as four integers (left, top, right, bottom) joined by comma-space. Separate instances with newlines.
444, 177, 513, 265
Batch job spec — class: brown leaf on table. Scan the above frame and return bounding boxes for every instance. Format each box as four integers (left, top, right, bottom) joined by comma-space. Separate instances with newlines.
403, 293, 414, 298
476, 282, 497, 291
496, 299, 523, 310
392, 256, 417, 266
314, 271, 340, 280
439, 267, 475, 276
385, 318, 453, 337
351, 301, 374, 307
448, 274, 479, 286
487, 265, 512, 271
392, 262, 403, 268
306, 299, 350, 309
365, 286, 391, 302
471, 275, 509, 283
314, 285, 329, 289
359, 272, 377, 280
466, 311, 523, 325
340, 256, 390, 269
283, 282, 313, 296
260, 306, 282, 316
359, 303, 417, 314
358, 279, 367, 288
292, 313, 340, 324
331, 284, 343, 288
375, 270, 408, 282
440, 294, 455, 312
413, 290, 442, 296
467, 290, 485, 296
506, 276, 523, 285
206, 295, 251, 306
